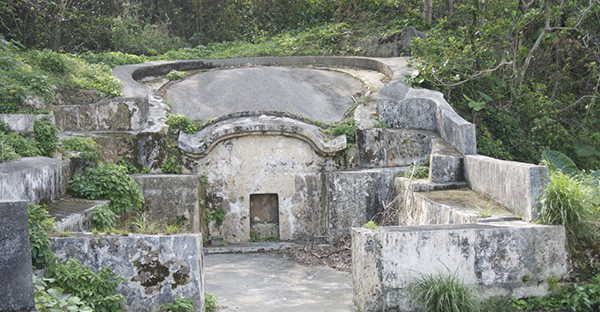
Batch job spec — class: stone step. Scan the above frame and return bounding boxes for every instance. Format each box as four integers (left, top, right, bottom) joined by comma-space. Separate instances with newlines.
46, 197, 109, 232
395, 178, 519, 226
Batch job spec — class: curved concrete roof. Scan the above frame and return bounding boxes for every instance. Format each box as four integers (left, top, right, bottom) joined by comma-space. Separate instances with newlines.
165, 67, 363, 123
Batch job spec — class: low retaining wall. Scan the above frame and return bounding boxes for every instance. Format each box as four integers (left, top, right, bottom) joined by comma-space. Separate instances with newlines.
352, 222, 569, 312
52, 233, 205, 312
0, 200, 36, 312
0, 157, 70, 204
132, 174, 201, 233
464, 155, 548, 221
51, 97, 148, 131
0, 113, 55, 132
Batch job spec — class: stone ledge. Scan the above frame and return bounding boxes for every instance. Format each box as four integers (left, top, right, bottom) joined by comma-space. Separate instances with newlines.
352, 222, 569, 312
47, 197, 110, 232
179, 114, 346, 157
0, 113, 55, 132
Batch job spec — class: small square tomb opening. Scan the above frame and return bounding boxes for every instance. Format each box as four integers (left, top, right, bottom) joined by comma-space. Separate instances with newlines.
249, 193, 279, 240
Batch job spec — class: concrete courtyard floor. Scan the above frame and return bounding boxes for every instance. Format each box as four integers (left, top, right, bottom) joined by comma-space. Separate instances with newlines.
204, 252, 356, 312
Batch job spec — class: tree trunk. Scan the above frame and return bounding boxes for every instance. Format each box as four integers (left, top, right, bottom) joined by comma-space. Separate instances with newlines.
423, 0, 432, 24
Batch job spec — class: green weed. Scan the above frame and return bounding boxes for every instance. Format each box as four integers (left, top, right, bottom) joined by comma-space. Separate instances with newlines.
410, 272, 480, 312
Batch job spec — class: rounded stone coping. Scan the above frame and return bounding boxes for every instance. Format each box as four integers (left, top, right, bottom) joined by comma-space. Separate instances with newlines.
112, 56, 396, 99
178, 114, 347, 157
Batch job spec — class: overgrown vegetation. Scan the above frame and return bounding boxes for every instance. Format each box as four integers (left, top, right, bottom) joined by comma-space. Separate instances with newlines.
205, 293, 218, 312
403, 164, 429, 180
69, 163, 145, 216
59, 136, 102, 162
166, 70, 185, 81
166, 113, 198, 134
28, 203, 126, 311
158, 296, 195, 312
323, 118, 357, 144
92, 204, 119, 231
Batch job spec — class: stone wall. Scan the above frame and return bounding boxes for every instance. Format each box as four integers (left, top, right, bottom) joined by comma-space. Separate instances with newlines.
132, 174, 201, 233
0, 113, 55, 132
0, 157, 70, 204
0, 200, 36, 312
352, 223, 569, 312
322, 168, 404, 242
184, 135, 328, 242
464, 155, 549, 221
51, 97, 148, 131
52, 233, 205, 312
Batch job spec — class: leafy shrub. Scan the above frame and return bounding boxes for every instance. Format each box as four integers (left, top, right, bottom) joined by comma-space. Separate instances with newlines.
45, 258, 126, 312
117, 157, 139, 174
325, 118, 356, 143
0, 121, 11, 134
92, 204, 118, 231
69, 163, 144, 214
205, 293, 218, 312
159, 296, 195, 312
77, 51, 147, 68
166, 70, 185, 81
512, 274, 600, 312
162, 156, 182, 174
166, 113, 197, 134
0, 136, 20, 162
27, 49, 68, 74
410, 272, 480, 312
34, 276, 93, 312
539, 170, 597, 243
28, 203, 56, 269
34, 117, 58, 157
4, 132, 40, 157
60, 136, 101, 162
404, 165, 429, 180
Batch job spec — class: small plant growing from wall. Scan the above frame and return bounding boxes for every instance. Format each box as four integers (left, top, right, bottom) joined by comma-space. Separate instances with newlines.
158, 295, 195, 312
403, 164, 429, 180
92, 203, 118, 231
363, 220, 379, 230
166, 113, 198, 134
162, 156, 182, 174
207, 207, 226, 228
166, 70, 185, 81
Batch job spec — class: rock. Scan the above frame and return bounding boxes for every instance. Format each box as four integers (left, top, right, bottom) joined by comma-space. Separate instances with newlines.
21, 94, 47, 111
359, 27, 426, 57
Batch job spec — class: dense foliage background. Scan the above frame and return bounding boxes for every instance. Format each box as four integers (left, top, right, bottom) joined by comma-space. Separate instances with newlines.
1, 0, 598, 170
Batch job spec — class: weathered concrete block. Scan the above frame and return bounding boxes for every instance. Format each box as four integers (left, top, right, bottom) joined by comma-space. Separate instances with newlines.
430, 154, 463, 183
0, 156, 70, 204
356, 128, 386, 168
137, 131, 170, 171
352, 222, 569, 312
0, 113, 55, 132
52, 234, 205, 312
322, 168, 403, 242
385, 129, 431, 167
132, 174, 201, 233
464, 155, 549, 221
46, 198, 109, 232
0, 200, 36, 312
51, 97, 148, 131
378, 98, 437, 131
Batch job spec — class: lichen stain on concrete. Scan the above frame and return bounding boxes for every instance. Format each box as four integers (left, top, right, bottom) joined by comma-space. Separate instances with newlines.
172, 266, 191, 290
131, 259, 170, 294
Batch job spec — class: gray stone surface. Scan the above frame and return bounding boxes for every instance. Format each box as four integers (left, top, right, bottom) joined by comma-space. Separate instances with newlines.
51, 97, 149, 131
179, 114, 346, 157
46, 197, 110, 232
356, 129, 433, 169
464, 155, 549, 221
132, 174, 201, 233
429, 136, 464, 183
52, 233, 205, 312
0, 113, 55, 132
378, 98, 437, 131
395, 178, 518, 226
322, 168, 405, 242
205, 253, 355, 312
0, 200, 36, 312
352, 222, 569, 312
0, 156, 70, 204
167, 67, 363, 123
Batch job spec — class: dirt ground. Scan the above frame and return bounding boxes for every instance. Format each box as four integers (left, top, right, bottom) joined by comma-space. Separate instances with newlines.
278, 235, 353, 273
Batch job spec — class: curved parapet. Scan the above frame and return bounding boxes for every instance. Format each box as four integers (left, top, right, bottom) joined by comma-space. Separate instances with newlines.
178, 114, 347, 158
